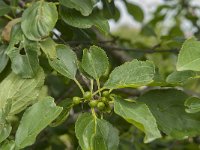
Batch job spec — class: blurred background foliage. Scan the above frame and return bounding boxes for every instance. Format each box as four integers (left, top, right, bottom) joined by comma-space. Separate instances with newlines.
1, 0, 200, 149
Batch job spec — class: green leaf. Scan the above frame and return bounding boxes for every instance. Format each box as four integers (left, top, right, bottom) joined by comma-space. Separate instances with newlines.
0, 99, 12, 143
0, 121, 11, 143
102, 0, 120, 22
0, 1, 11, 16
15, 97, 62, 149
114, 97, 161, 143
0, 45, 9, 73
0, 69, 45, 115
60, 6, 109, 34
5, 22, 23, 43
21, 1, 58, 41
50, 98, 73, 127
148, 68, 167, 86
11, 0, 19, 7
138, 89, 200, 139
0, 140, 15, 150
10, 39, 40, 78
75, 113, 119, 150
39, 38, 57, 59
81, 46, 109, 80
6, 23, 40, 78
49, 44, 78, 80
177, 38, 200, 71
166, 70, 199, 85
104, 60, 155, 89
184, 97, 200, 113
125, 2, 144, 22
59, 0, 96, 16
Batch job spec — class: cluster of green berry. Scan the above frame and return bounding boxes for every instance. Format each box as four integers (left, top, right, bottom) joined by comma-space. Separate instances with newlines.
72, 91, 114, 112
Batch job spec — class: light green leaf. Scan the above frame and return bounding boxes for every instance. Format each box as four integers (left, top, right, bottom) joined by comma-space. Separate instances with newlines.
49, 44, 78, 80
60, 7, 109, 34
37, 86, 48, 101
15, 97, 62, 149
60, 0, 96, 16
75, 113, 119, 150
50, 98, 73, 127
0, 99, 12, 143
0, 1, 11, 16
0, 45, 9, 73
0, 140, 15, 150
6, 23, 40, 78
126, 2, 144, 22
81, 46, 109, 80
138, 89, 200, 139
114, 97, 161, 143
0, 69, 45, 115
21, 1, 58, 41
0, 121, 11, 143
177, 38, 200, 71
166, 70, 199, 84
104, 60, 155, 89
39, 38, 57, 59
184, 97, 200, 113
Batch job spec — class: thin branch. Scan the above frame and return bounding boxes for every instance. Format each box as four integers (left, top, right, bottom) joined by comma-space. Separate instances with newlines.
52, 31, 179, 54
66, 40, 114, 45
66, 40, 179, 53
98, 44, 179, 54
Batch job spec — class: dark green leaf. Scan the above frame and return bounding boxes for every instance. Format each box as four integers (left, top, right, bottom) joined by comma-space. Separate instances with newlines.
15, 97, 62, 149
138, 89, 200, 139
168, 25, 184, 37
81, 46, 109, 79
114, 97, 161, 143
60, 7, 109, 34
21, 1, 58, 41
104, 60, 155, 89
0, 1, 11, 16
125, 2, 144, 22
0, 45, 9, 73
140, 25, 157, 37
50, 98, 73, 127
11, 0, 19, 7
75, 113, 119, 150
59, 0, 96, 16
102, 0, 120, 21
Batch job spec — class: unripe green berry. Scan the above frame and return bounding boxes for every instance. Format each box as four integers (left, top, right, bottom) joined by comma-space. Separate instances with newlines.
105, 105, 112, 113
109, 94, 115, 101
73, 97, 81, 105
97, 102, 105, 110
101, 97, 107, 103
89, 100, 98, 108
102, 91, 110, 97
83, 91, 92, 100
